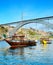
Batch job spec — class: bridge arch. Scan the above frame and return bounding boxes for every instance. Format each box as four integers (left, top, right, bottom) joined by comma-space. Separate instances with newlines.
10, 20, 53, 36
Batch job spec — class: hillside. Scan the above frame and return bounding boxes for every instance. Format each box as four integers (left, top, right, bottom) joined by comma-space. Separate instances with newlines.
0, 26, 53, 40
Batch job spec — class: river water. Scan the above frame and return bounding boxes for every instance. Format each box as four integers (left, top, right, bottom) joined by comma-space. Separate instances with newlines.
0, 40, 53, 65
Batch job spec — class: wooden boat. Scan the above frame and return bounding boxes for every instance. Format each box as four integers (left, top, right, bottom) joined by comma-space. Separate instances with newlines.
40, 37, 51, 44
5, 35, 36, 49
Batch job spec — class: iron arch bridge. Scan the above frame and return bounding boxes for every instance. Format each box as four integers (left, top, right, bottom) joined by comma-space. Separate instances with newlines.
0, 16, 53, 37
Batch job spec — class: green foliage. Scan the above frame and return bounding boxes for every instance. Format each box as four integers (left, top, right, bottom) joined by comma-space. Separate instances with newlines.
28, 30, 35, 36
0, 26, 8, 34
49, 35, 53, 38
3, 34, 6, 38
48, 32, 53, 38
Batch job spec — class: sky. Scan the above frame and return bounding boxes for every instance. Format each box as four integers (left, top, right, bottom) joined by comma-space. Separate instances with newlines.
0, 0, 53, 24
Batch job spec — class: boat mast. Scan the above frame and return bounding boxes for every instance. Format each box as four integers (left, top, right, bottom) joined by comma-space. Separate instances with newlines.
21, 11, 23, 21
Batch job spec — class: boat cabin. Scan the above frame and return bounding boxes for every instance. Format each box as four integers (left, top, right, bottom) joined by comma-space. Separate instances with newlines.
12, 35, 25, 41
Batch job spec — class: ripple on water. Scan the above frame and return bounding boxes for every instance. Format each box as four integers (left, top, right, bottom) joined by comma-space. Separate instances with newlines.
0, 41, 53, 65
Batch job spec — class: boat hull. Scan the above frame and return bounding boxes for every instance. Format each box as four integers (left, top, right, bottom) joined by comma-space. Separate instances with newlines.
40, 38, 51, 44
5, 40, 36, 49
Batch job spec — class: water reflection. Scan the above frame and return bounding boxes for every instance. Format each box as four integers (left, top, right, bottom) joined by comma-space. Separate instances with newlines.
8, 48, 24, 55
41, 44, 47, 51
0, 40, 53, 65
0, 47, 26, 65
